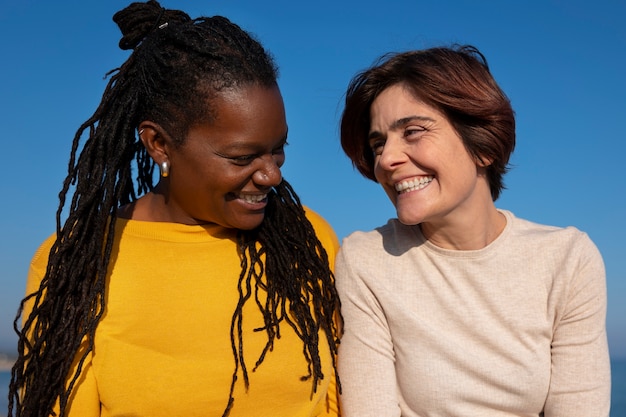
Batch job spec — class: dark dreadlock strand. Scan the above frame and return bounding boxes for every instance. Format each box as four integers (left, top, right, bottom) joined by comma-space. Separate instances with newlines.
224, 180, 341, 417
8, 27, 151, 417
263, 181, 341, 382
9, 2, 341, 417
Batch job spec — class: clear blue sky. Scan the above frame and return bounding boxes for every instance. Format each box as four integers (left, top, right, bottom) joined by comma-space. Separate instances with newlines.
0, 0, 624, 359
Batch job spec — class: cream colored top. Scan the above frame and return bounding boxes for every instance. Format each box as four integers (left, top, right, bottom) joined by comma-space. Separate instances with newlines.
336, 210, 610, 417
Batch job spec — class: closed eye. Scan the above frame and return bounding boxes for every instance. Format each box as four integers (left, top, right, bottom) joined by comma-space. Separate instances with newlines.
405, 126, 427, 138
228, 154, 257, 165
218, 139, 288, 166
272, 140, 289, 155
369, 138, 386, 156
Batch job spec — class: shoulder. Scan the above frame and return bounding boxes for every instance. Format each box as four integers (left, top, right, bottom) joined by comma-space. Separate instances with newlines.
341, 218, 420, 256
335, 219, 419, 293
505, 210, 595, 245
30, 233, 57, 271
303, 206, 340, 257
503, 210, 603, 265
26, 232, 57, 296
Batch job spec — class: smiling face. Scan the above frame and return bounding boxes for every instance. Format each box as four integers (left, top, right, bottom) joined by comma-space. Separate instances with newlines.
144, 84, 288, 230
369, 83, 493, 228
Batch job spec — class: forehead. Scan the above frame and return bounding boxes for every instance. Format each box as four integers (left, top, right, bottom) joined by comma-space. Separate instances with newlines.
188, 85, 287, 149
215, 84, 285, 124
370, 84, 441, 126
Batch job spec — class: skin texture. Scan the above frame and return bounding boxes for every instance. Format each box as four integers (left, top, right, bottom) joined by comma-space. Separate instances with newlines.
369, 83, 504, 250
122, 85, 288, 230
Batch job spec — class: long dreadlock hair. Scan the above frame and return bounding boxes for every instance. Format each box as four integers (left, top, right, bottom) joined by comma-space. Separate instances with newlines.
8, 2, 341, 416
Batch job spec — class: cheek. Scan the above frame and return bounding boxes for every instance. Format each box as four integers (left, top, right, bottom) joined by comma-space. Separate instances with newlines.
381, 184, 399, 207
373, 158, 384, 182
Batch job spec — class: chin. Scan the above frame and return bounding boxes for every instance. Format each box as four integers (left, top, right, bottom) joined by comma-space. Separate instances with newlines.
397, 217, 421, 226
396, 210, 424, 226
232, 215, 266, 231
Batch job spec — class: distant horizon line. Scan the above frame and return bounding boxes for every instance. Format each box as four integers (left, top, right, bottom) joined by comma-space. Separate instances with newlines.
0, 351, 625, 373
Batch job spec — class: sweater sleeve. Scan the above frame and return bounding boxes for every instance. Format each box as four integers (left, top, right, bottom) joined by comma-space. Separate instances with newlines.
63, 349, 101, 416
24, 236, 102, 416
544, 233, 611, 417
304, 206, 340, 269
335, 240, 401, 417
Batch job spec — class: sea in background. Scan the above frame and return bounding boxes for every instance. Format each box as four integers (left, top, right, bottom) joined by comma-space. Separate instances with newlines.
0, 359, 625, 416
613, 358, 626, 416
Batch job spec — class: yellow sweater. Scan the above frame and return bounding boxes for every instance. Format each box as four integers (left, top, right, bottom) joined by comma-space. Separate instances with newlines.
25, 209, 340, 416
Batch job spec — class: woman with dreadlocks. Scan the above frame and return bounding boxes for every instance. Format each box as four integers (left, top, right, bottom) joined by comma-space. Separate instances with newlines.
9, 2, 341, 416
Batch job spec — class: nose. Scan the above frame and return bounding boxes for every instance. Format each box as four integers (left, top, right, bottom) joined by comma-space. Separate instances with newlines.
253, 154, 282, 187
375, 136, 407, 174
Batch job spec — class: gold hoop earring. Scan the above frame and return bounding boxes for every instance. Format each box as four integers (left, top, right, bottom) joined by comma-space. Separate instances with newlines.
160, 161, 170, 178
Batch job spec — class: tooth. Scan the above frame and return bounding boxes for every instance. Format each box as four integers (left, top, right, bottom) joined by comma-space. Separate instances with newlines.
241, 194, 266, 203
395, 176, 433, 193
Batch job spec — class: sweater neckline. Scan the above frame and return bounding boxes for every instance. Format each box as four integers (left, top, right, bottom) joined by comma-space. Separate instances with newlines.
114, 217, 238, 243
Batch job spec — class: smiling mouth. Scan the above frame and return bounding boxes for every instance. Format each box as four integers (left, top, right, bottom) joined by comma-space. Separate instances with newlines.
237, 193, 268, 204
394, 176, 434, 194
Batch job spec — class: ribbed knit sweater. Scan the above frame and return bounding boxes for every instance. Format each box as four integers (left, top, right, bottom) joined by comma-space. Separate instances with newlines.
336, 210, 610, 417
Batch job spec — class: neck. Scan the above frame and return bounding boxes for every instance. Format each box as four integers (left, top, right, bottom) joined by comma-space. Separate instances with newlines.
117, 184, 206, 225
420, 204, 506, 251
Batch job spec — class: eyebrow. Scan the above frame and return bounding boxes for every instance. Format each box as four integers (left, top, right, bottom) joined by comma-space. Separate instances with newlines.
368, 115, 435, 140
220, 130, 289, 149
212, 131, 289, 156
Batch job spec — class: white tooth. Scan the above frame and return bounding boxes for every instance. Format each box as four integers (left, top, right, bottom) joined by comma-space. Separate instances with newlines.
241, 194, 267, 203
395, 176, 433, 194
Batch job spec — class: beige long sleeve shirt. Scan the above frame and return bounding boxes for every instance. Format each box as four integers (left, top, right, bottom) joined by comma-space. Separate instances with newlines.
336, 210, 610, 417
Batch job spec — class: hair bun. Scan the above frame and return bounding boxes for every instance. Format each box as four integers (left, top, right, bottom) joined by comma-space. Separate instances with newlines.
113, 0, 192, 50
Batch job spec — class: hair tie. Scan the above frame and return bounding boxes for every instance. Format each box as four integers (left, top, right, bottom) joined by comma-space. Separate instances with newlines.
151, 7, 167, 32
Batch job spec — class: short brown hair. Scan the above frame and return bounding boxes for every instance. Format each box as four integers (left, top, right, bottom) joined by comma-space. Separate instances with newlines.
340, 45, 515, 201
